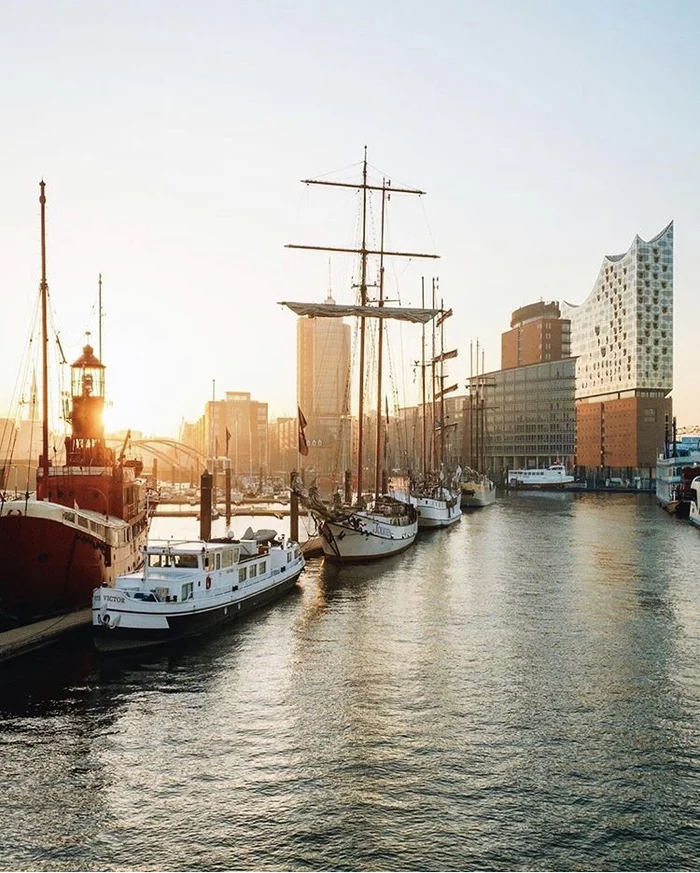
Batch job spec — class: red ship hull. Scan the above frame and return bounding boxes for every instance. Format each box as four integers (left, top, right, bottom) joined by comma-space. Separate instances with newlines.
0, 513, 106, 620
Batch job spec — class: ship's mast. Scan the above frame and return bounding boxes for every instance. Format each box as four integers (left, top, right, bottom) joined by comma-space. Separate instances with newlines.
285, 149, 439, 504
430, 279, 437, 472
421, 277, 427, 479
374, 178, 389, 501
98, 273, 103, 361
440, 293, 446, 469
356, 149, 368, 502
39, 181, 49, 487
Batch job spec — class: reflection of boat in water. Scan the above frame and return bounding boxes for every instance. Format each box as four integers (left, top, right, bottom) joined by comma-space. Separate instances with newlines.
93, 528, 305, 651
460, 468, 496, 508
507, 464, 574, 489
0, 184, 150, 624
281, 149, 438, 562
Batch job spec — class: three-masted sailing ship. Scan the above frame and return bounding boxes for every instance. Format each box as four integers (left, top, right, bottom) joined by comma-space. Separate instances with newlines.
409, 278, 462, 528
281, 150, 439, 561
0, 183, 151, 623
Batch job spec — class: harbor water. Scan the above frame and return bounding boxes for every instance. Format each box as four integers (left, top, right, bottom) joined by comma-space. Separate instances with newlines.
1, 493, 698, 871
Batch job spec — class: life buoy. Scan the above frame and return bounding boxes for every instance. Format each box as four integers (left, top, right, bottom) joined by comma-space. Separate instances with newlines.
206, 575, 212, 590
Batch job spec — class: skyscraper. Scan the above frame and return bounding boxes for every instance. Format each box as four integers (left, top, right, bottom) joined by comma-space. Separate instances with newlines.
297, 294, 351, 419
561, 222, 673, 470
296, 293, 351, 477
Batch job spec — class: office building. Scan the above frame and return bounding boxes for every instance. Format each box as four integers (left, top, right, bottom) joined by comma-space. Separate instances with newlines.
501, 301, 571, 368
561, 222, 673, 471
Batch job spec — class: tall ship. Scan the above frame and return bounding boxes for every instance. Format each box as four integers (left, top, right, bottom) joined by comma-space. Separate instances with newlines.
409, 279, 461, 528
0, 183, 150, 623
461, 339, 496, 508
281, 150, 439, 561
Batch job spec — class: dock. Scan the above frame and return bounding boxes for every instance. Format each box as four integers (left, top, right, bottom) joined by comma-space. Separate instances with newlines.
155, 504, 310, 519
0, 608, 91, 664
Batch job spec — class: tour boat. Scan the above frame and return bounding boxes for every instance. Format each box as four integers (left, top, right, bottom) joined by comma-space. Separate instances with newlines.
93, 529, 305, 651
0, 184, 150, 623
281, 149, 439, 561
507, 464, 574, 489
460, 468, 497, 508
688, 477, 700, 530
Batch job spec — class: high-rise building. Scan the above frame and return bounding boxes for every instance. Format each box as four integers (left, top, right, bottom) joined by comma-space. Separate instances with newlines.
297, 293, 351, 419
296, 294, 352, 479
501, 301, 571, 368
561, 222, 673, 471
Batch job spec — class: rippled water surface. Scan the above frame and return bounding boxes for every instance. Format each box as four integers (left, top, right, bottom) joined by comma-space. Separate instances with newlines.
2, 493, 699, 871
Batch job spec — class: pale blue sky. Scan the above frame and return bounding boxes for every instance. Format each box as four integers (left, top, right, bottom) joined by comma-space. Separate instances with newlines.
1, 0, 697, 435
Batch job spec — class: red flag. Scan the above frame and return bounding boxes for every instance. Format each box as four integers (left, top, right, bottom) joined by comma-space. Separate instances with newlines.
298, 406, 309, 456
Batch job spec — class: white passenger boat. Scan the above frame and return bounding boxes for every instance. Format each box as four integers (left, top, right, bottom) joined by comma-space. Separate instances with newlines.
507, 464, 574, 489
460, 468, 496, 508
92, 529, 305, 651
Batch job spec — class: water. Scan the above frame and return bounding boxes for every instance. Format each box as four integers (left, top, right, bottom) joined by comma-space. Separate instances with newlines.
1, 493, 699, 871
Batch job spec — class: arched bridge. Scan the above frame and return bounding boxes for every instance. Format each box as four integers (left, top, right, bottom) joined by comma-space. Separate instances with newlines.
106, 437, 208, 471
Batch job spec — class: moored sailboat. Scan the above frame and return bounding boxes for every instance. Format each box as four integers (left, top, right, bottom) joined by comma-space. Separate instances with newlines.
282, 150, 439, 561
0, 183, 150, 623
410, 280, 461, 528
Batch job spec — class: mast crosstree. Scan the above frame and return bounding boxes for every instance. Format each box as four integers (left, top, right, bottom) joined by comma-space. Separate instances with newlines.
280, 148, 439, 501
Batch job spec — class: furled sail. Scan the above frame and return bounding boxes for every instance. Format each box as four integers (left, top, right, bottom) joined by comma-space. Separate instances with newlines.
279, 301, 440, 324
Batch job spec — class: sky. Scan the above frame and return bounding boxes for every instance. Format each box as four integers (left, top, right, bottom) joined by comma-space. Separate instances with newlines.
1, 0, 698, 437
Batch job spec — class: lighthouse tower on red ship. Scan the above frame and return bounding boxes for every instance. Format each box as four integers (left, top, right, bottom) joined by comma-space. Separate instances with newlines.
0, 182, 150, 624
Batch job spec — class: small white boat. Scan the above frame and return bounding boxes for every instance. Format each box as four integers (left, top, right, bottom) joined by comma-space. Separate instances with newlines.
688, 477, 700, 530
460, 468, 496, 508
507, 464, 574, 489
92, 529, 305, 651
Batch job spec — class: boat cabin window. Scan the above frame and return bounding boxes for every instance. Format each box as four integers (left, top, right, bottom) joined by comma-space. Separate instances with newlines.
259, 560, 266, 574
173, 554, 199, 569
221, 549, 234, 568
182, 582, 194, 601
249, 564, 257, 578
215, 553, 221, 570
239, 567, 247, 583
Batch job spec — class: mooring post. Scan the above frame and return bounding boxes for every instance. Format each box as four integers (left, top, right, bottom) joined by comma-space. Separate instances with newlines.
225, 461, 232, 521
200, 470, 213, 541
290, 470, 299, 543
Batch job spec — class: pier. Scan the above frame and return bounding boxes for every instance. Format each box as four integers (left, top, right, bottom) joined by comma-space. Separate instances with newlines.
0, 608, 91, 664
